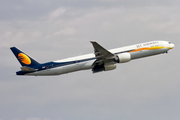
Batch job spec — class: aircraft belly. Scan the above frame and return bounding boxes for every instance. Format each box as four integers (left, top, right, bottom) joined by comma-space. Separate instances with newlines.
26, 69, 58, 76
55, 61, 92, 75
27, 61, 92, 76
81, 60, 94, 70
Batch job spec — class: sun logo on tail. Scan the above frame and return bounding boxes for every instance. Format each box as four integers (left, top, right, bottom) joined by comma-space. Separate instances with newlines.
18, 53, 31, 65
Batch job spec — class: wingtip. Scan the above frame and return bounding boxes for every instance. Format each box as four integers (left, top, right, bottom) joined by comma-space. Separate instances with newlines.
90, 41, 96, 43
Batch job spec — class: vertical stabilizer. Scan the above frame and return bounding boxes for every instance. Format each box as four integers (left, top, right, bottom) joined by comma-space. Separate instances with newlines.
10, 47, 40, 67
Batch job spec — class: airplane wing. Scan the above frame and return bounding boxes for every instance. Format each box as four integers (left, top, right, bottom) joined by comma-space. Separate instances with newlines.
90, 41, 116, 72
90, 41, 114, 59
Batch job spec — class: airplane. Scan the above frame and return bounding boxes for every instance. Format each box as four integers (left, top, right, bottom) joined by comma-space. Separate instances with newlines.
10, 41, 174, 76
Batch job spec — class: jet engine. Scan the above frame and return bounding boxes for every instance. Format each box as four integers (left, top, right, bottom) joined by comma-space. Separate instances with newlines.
104, 64, 116, 71
92, 64, 116, 73
115, 53, 131, 63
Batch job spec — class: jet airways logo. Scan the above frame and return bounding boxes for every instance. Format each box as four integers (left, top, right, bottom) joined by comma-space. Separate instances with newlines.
18, 53, 31, 65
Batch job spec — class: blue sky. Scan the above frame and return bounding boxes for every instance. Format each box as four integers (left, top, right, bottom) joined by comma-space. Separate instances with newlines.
1, 0, 180, 120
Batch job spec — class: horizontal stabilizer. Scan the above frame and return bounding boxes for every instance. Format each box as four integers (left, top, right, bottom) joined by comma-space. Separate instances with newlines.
20, 66, 37, 72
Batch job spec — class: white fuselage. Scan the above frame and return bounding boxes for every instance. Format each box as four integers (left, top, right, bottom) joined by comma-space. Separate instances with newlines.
27, 41, 174, 76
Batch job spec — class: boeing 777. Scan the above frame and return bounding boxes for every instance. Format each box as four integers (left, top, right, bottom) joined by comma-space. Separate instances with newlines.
10, 41, 174, 76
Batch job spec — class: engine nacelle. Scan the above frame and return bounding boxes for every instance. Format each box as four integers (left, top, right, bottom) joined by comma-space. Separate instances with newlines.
116, 53, 131, 63
104, 64, 116, 71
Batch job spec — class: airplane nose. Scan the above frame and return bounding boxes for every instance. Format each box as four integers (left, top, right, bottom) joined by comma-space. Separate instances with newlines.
171, 43, 175, 48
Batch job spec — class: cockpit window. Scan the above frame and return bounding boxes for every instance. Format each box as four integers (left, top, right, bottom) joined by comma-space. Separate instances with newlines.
169, 42, 171, 44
